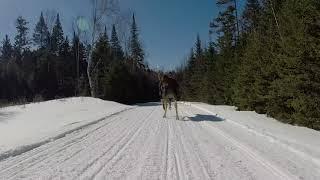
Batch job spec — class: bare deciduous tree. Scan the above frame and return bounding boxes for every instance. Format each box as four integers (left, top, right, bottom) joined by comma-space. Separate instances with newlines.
74, 0, 120, 97
44, 9, 58, 33
114, 10, 132, 56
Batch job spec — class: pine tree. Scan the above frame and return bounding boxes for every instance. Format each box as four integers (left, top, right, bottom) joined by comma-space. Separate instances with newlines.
52, 13, 64, 54
266, 0, 320, 129
242, 0, 261, 33
1, 35, 12, 59
60, 36, 70, 57
207, 41, 216, 57
14, 16, 30, 54
195, 34, 203, 58
33, 12, 50, 49
210, 0, 239, 104
216, 0, 240, 42
56, 36, 75, 97
111, 24, 124, 60
91, 27, 111, 98
129, 13, 144, 69
181, 48, 197, 100
72, 33, 89, 96
233, 0, 264, 111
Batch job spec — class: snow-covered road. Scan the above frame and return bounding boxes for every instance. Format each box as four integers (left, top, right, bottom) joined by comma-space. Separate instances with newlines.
0, 102, 319, 180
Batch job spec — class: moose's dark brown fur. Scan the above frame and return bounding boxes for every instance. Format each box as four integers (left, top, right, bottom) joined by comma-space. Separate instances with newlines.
159, 74, 179, 120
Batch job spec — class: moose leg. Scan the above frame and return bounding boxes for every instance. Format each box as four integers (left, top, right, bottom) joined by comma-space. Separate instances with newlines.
175, 100, 179, 120
161, 99, 165, 110
163, 98, 168, 118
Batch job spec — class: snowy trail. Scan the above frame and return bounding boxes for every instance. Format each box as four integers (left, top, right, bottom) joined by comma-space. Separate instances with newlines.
0, 103, 319, 180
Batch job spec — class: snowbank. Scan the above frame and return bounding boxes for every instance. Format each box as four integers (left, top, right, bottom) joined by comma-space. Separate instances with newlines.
186, 102, 320, 167
0, 97, 131, 159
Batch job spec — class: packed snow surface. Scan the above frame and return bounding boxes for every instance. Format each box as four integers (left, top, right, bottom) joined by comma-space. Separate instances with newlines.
0, 99, 319, 180
0, 97, 130, 157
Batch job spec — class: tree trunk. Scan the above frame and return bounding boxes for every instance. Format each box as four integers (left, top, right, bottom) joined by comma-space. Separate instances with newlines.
87, 64, 95, 97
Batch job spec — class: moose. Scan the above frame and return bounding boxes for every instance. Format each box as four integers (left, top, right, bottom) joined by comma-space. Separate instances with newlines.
158, 73, 179, 120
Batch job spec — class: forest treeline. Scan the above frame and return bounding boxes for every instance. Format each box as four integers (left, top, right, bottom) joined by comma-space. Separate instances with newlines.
0, 12, 158, 105
176, 0, 320, 130
1, 0, 319, 130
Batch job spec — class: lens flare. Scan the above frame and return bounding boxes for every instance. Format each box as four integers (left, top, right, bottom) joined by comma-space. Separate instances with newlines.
76, 16, 89, 32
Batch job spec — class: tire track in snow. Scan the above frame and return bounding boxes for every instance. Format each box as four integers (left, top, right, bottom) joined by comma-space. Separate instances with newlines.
183, 107, 295, 180
176, 109, 215, 179
95, 107, 164, 179
82, 106, 157, 179
71, 110, 148, 178
34, 115, 135, 178
124, 109, 164, 180
0, 107, 133, 162
0, 103, 311, 179
165, 114, 184, 180
1, 108, 140, 179
0, 113, 126, 177
169, 118, 184, 180
164, 118, 170, 180
190, 103, 320, 171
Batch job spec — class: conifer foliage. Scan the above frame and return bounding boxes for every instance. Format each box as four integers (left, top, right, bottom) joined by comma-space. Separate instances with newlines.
0, 13, 158, 105
178, 0, 320, 130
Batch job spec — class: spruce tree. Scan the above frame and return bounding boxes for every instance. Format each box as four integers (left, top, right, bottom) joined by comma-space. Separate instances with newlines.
33, 12, 50, 49
52, 13, 64, 54
91, 27, 111, 98
129, 14, 144, 69
72, 33, 89, 96
242, 0, 261, 33
266, 0, 320, 129
111, 24, 124, 60
181, 48, 197, 100
210, 0, 238, 104
195, 34, 203, 58
14, 16, 30, 54
1, 35, 12, 59
60, 36, 70, 57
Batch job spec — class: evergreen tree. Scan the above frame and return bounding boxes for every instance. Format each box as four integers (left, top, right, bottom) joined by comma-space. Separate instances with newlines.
91, 27, 111, 98
180, 48, 196, 100
72, 33, 89, 96
209, 0, 239, 104
129, 13, 144, 69
60, 36, 70, 57
0, 10, 158, 106
242, 0, 261, 33
111, 24, 124, 60
14, 16, 30, 54
266, 0, 320, 129
1, 35, 12, 59
33, 12, 50, 49
195, 34, 203, 58
207, 41, 216, 57
52, 13, 64, 54
56, 36, 75, 97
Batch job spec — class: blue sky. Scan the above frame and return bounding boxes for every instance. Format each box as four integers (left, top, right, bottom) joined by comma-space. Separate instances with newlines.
0, 0, 245, 70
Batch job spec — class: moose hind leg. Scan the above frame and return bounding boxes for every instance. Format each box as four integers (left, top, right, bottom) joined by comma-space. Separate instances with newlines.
163, 99, 168, 118
175, 100, 179, 120
161, 99, 165, 110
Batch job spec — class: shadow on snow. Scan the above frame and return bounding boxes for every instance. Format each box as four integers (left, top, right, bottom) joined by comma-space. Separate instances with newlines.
135, 102, 161, 107
181, 114, 224, 122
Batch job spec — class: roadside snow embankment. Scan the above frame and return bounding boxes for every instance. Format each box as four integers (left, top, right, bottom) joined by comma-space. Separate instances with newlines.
186, 102, 320, 168
0, 97, 131, 160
